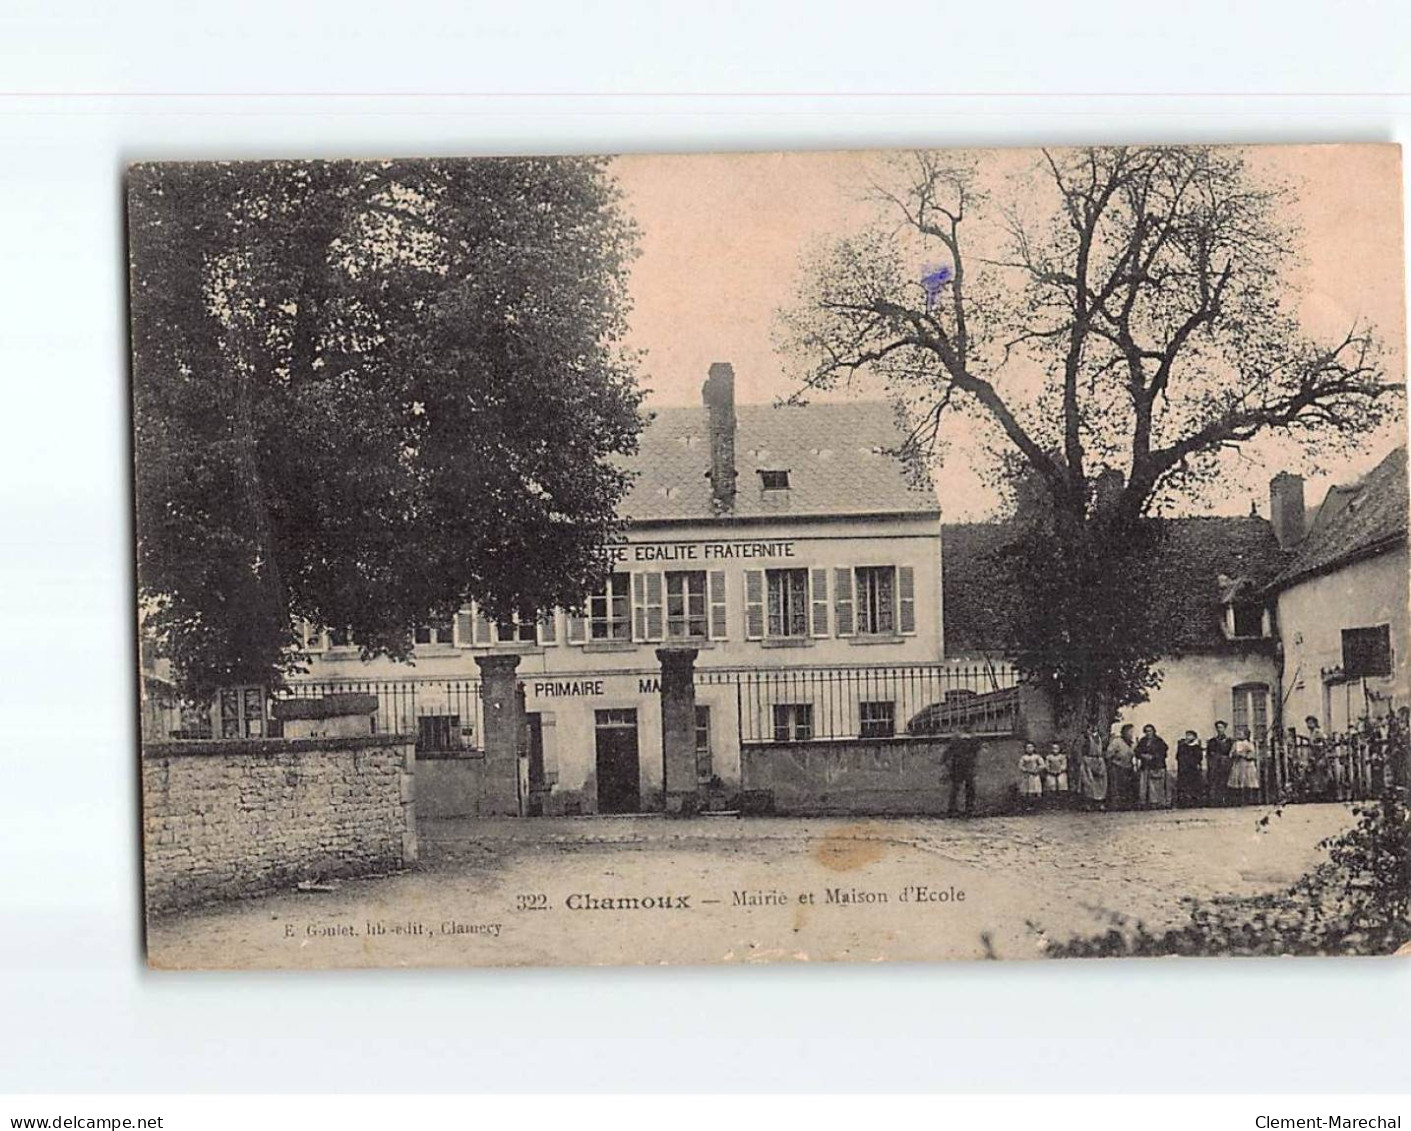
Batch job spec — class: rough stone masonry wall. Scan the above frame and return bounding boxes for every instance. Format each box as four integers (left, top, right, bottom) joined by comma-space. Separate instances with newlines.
142, 734, 417, 914
741, 735, 1025, 815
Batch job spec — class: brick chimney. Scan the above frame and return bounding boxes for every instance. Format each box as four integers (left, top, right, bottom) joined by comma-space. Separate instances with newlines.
1269, 471, 1306, 549
702, 362, 737, 510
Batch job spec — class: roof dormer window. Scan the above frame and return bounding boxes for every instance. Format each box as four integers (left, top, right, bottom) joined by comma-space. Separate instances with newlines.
759, 469, 790, 491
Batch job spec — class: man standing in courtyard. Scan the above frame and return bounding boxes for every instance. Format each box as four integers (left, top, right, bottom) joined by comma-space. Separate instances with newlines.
946, 724, 984, 818
1206, 720, 1233, 807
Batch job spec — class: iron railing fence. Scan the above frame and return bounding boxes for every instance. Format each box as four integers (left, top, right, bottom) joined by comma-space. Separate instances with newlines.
274, 678, 483, 754
698, 660, 1021, 744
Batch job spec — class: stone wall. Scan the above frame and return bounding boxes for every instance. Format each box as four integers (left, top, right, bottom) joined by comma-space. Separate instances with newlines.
741, 735, 1025, 815
142, 733, 417, 914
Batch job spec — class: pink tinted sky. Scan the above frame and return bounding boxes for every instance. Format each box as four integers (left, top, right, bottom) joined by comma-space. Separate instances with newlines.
612, 145, 1407, 521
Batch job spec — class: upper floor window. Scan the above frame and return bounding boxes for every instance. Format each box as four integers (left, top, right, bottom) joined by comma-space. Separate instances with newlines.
855, 566, 896, 635
766, 568, 810, 638
495, 615, 539, 644
414, 621, 454, 646
1343, 624, 1393, 679
666, 570, 708, 639
759, 469, 790, 491
588, 574, 632, 641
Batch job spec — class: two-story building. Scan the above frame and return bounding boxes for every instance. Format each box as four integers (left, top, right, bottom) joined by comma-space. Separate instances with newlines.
1266, 446, 1409, 735
294, 363, 949, 814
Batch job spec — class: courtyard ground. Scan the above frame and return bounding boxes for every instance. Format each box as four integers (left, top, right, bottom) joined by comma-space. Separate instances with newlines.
146, 803, 1357, 970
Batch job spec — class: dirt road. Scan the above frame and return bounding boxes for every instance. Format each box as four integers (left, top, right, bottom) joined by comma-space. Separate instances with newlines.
146, 803, 1355, 970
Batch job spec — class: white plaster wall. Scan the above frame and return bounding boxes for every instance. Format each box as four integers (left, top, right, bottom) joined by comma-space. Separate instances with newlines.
1115, 652, 1281, 745
1276, 546, 1409, 733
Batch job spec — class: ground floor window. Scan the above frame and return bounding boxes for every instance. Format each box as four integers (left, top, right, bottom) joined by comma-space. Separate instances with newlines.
219, 685, 266, 739
695, 705, 713, 782
1232, 683, 1271, 752
417, 714, 462, 753
589, 574, 632, 641
772, 702, 814, 742
859, 699, 895, 738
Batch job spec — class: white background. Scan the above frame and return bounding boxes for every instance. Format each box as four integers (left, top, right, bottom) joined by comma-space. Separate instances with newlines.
1, 0, 1408, 1095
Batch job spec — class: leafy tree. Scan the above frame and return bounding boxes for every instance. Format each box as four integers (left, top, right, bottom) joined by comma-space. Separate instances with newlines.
131, 158, 644, 696
782, 146, 1402, 730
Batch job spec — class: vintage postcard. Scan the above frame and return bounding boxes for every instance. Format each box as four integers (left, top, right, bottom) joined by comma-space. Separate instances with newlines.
131, 144, 1410, 969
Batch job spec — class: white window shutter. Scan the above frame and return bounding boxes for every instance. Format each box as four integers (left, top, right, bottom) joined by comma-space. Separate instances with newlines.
537, 611, 557, 645
708, 570, 728, 640
744, 569, 765, 641
833, 568, 854, 637
898, 566, 916, 635
644, 572, 664, 641
566, 608, 586, 644
454, 609, 474, 648
810, 568, 829, 637
632, 572, 647, 641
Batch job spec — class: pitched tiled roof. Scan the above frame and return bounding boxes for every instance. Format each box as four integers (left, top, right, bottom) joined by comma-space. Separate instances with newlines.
942, 516, 1288, 657
618, 401, 938, 523
1270, 446, 1408, 590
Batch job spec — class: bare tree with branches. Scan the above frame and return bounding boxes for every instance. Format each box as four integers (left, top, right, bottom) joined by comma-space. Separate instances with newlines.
781, 145, 1402, 730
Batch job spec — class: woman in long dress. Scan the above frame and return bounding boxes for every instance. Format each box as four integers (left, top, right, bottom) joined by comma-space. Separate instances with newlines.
1079, 727, 1109, 809
1105, 724, 1137, 810
1227, 725, 1261, 805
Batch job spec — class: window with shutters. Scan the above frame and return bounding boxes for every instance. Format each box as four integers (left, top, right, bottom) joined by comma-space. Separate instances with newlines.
589, 573, 632, 641
666, 570, 708, 639
772, 703, 814, 742
766, 569, 810, 638
855, 566, 896, 635
859, 700, 895, 738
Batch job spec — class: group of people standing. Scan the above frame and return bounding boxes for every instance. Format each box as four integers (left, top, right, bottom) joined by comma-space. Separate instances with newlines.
1018, 720, 1263, 811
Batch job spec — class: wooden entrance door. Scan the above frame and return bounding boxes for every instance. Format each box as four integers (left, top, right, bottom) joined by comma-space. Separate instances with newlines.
525, 713, 546, 817
595, 708, 640, 814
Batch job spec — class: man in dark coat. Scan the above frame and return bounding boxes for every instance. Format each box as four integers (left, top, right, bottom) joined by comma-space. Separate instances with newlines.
1205, 720, 1233, 806
946, 724, 984, 817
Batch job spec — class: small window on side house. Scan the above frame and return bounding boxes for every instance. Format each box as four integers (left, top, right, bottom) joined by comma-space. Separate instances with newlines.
759, 469, 790, 491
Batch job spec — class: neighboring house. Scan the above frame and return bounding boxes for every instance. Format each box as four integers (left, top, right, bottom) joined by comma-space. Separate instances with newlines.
295, 363, 952, 813
941, 514, 1287, 751
1266, 446, 1409, 735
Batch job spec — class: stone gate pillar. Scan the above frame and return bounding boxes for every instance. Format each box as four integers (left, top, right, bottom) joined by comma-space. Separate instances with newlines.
656, 646, 700, 814
476, 653, 523, 816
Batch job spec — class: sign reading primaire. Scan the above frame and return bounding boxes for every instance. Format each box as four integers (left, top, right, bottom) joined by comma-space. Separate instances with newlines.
132, 145, 1411, 972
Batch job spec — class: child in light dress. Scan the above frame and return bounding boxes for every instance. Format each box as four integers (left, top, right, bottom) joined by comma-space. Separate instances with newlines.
1018, 742, 1045, 810
1044, 741, 1070, 807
